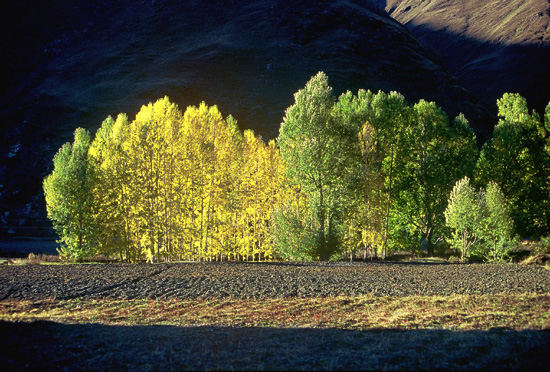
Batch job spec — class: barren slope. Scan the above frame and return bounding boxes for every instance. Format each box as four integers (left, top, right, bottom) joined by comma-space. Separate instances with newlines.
381, 0, 550, 116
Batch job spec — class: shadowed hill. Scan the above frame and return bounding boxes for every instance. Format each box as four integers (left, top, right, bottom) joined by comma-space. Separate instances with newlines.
0, 0, 488, 227
380, 0, 550, 117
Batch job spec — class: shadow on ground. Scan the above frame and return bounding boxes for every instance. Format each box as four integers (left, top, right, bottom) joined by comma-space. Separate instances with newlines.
1, 320, 548, 370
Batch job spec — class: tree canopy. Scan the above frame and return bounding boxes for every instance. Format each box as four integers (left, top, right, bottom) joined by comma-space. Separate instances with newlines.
46, 98, 285, 262
44, 128, 95, 261
476, 93, 550, 238
44, 73, 548, 262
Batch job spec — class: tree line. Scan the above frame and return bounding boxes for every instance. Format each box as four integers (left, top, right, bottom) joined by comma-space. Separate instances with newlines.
44, 72, 550, 262
44, 99, 285, 262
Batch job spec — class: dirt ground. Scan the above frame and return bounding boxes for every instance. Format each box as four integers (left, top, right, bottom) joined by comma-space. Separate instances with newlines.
1, 261, 549, 301
1, 262, 550, 370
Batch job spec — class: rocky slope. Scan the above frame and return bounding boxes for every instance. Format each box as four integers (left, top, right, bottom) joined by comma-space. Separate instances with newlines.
380, 0, 550, 117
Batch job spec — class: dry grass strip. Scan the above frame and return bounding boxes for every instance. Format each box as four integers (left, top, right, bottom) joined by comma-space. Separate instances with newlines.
2, 293, 549, 331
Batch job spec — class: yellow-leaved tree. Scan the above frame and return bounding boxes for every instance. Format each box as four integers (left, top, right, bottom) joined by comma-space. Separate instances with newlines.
47, 96, 286, 262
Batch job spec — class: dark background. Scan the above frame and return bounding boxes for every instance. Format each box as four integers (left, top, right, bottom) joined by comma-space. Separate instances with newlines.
1, 0, 548, 250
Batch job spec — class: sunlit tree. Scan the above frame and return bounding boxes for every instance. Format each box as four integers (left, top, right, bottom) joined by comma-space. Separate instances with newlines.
476, 93, 550, 238
477, 182, 514, 261
44, 128, 95, 262
394, 102, 478, 255
278, 72, 349, 260
445, 177, 482, 260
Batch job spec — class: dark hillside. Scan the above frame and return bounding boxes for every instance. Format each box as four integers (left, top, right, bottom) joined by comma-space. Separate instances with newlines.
0, 0, 487, 229
381, 0, 550, 118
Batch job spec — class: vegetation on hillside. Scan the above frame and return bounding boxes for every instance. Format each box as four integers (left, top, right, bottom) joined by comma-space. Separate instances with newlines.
44, 73, 550, 263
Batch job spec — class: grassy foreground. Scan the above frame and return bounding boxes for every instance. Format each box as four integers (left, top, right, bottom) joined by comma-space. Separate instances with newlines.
2, 293, 549, 331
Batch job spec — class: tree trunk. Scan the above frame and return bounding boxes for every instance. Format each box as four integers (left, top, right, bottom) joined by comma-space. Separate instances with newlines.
425, 227, 434, 256
318, 185, 328, 260
383, 146, 395, 260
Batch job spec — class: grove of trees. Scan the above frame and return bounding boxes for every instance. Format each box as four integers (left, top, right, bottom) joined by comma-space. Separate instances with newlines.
45, 99, 285, 262
44, 73, 550, 262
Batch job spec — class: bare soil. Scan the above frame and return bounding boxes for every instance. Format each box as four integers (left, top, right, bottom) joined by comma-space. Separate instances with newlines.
1, 261, 549, 302
1, 262, 549, 370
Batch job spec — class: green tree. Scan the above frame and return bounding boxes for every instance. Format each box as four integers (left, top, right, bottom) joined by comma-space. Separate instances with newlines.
332, 89, 412, 259
365, 91, 410, 258
444, 176, 482, 260
476, 93, 550, 238
395, 103, 478, 256
329, 89, 477, 259
477, 182, 514, 261
277, 72, 347, 260
330, 89, 373, 260
43, 128, 95, 262
270, 195, 319, 261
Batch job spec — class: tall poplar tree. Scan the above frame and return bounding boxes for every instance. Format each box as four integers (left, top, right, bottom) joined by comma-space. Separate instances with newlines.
332, 89, 374, 260
394, 102, 478, 255
478, 182, 514, 261
43, 128, 95, 261
89, 114, 135, 261
277, 72, 347, 260
476, 93, 550, 238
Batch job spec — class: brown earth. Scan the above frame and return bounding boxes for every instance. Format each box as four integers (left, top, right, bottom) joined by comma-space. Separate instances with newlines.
1, 261, 549, 370
1, 261, 550, 301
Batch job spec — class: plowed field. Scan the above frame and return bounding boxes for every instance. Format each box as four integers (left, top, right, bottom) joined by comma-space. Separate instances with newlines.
1, 262, 549, 371
2, 261, 549, 302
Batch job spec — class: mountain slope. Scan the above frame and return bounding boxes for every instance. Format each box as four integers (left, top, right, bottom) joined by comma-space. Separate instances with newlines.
1, 0, 489, 231
381, 0, 550, 116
